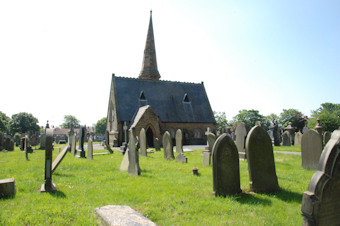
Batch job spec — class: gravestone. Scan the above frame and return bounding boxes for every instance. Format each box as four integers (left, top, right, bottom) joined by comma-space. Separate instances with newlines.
154, 138, 160, 151
285, 122, 295, 145
119, 121, 129, 155
273, 121, 281, 146
175, 129, 183, 154
0, 178, 15, 198
76, 126, 86, 158
294, 131, 303, 146
39, 134, 46, 150
70, 133, 76, 155
203, 132, 216, 166
139, 128, 147, 157
246, 126, 279, 193
301, 129, 323, 170
120, 147, 130, 171
235, 122, 247, 159
323, 131, 331, 146
87, 136, 93, 160
0, 132, 3, 151
301, 130, 340, 225
104, 130, 113, 154
162, 131, 174, 160
281, 131, 291, 146
68, 123, 75, 151
212, 133, 241, 196
176, 153, 187, 163
51, 146, 69, 173
40, 128, 56, 192
128, 128, 141, 176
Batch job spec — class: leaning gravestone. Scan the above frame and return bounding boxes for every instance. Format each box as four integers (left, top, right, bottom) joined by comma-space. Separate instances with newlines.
294, 131, 303, 146
235, 122, 247, 159
128, 128, 141, 176
120, 147, 130, 171
212, 134, 241, 196
301, 130, 340, 225
154, 138, 160, 151
175, 129, 183, 154
87, 136, 93, 160
281, 131, 291, 146
51, 146, 69, 173
301, 129, 323, 170
139, 128, 147, 157
162, 131, 174, 160
76, 126, 86, 158
246, 126, 279, 193
323, 131, 331, 146
40, 128, 56, 192
203, 133, 216, 166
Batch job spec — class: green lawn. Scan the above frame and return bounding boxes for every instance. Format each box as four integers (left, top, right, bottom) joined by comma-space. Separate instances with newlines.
0, 146, 314, 225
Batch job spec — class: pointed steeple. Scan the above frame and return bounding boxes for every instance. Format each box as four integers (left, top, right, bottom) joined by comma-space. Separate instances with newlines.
139, 10, 161, 80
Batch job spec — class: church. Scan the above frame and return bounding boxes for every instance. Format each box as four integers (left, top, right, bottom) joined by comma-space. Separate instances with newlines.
106, 11, 216, 147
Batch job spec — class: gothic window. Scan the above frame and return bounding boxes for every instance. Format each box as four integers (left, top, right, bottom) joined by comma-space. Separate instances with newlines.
140, 91, 146, 100
183, 93, 190, 103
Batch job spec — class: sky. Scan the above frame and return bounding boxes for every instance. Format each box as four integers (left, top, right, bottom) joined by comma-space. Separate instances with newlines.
0, 0, 339, 127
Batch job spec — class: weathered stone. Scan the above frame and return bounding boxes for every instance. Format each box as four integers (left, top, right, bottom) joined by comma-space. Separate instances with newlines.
175, 129, 183, 154
104, 130, 113, 154
120, 147, 129, 171
39, 134, 46, 150
128, 128, 141, 176
70, 134, 76, 155
294, 131, 303, 146
139, 128, 147, 157
176, 153, 187, 163
207, 133, 216, 152
0, 178, 15, 198
76, 126, 86, 158
154, 138, 160, 151
162, 131, 174, 160
281, 131, 291, 146
95, 205, 156, 226
235, 122, 247, 159
285, 122, 295, 145
301, 129, 323, 170
68, 124, 75, 151
301, 130, 340, 225
203, 132, 216, 166
51, 146, 68, 173
246, 125, 279, 193
323, 131, 331, 146
87, 136, 93, 160
212, 134, 241, 196
40, 128, 56, 192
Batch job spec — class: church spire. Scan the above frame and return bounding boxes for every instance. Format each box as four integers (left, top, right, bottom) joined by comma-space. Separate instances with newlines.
139, 10, 161, 80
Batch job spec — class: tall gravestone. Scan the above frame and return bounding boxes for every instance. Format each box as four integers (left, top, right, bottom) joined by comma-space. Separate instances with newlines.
39, 134, 46, 150
162, 131, 174, 160
71, 133, 76, 155
273, 121, 281, 146
294, 131, 303, 146
128, 128, 141, 176
323, 131, 331, 146
203, 132, 216, 166
76, 126, 86, 158
87, 136, 93, 160
235, 122, 247, 159
68, 124, 75, 151
246, 126, 279, 193
154, 138, 160, 151
212, 134, 241, 196
175, 129, 183, 154
139, 128, 147, 157
301, 129, 323, 170
40, 128, 56, 192
301, 130, 340, 225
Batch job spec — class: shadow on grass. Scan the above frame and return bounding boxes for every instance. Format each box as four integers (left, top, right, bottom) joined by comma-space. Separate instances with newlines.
49, 190, 66, 198
53, 172, 75, 177
234, 193, 272, 206
271, 187, 303, 203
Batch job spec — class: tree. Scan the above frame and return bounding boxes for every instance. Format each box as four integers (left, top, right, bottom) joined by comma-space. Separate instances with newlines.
308, 103, 340, 132
213, 111, 227, 132
279, 109, 304, 130
0, 111, 11, 133
60, 115, 80, 128
9, 112, 40, 135
232, 109, 267, 130
95, 117, 106, 135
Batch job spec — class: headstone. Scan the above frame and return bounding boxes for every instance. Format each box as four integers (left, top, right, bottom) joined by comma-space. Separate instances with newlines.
301, 129, 323, 170
323, 131, 331, 146
104, 130, 113, 154
76, 126, 86, 158
154, 138, 160, 151
212, 133, 241, 196
281, 131, 291, 146
203, 133, 216, 166
294, 131, 303, 146
0, 132, 3, 151
301, 130, 340, 225
70, 133, 76, 155
40, 128, 56, 192
120, 147, 130, 171
162, 131, 174, 160
128, 127, 141, 176
139, 128, 147, 157
68, 123, 75, 151
235, 122, 247, 159
87, 136, 93, 160
273, 121, 281, 146
51, 146, 69, 173
285, 122, 295, 145
39, 134, 46, 150
0, 178, 15, 198
175, 129, 183, 154
176, 153, 188, 163
246, 125, 279, 193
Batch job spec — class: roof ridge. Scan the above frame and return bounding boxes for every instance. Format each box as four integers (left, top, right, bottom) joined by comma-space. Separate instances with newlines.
116, 76, 203, 85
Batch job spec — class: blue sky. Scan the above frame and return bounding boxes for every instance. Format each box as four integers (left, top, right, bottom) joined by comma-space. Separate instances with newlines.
0, 0, 339, 127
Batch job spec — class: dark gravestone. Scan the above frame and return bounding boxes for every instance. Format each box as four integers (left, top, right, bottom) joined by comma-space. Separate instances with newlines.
175, 129, 183, 154
51, 146, 69, 173
162, 131, 174, 160
281, 131, 291, 146
294, 131, 303, 146
0, 132, 3, 151
301, 129, 323, 170
76, 126, 86, 158
39, 134, 46, 150
40, 128, 56, 192
246, 126, 279, 193
8, 139, 14, 151
128, 128, 141, 176
139, 128, 147, 157
87, 136, 93, 160
301, 130, 340, 225
212, 134, 241, 196
323, 131, 331, 146
273, 121, 281, 146
235, 122, 247, 159
154, 138, 160, 151
203, 133, 216, 166
0, 178, 15, 198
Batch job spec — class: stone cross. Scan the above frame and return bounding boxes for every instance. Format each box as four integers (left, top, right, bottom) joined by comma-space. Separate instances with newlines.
40, 128, 56, 192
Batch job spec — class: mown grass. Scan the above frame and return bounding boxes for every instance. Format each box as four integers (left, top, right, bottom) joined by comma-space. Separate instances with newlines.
0, 146, 314, 225
273, 145, 301, 152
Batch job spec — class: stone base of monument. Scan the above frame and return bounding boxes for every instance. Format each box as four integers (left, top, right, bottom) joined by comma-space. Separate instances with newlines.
40, 183, 56, 193
0, 178, 15, 198
95, 205, 156, 226
75, 150, 86, 158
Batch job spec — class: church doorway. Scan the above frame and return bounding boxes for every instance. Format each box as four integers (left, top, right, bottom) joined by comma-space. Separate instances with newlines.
146, 127, 154, 147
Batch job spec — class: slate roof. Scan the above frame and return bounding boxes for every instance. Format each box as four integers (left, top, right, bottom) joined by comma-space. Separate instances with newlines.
114, 76, 216, 124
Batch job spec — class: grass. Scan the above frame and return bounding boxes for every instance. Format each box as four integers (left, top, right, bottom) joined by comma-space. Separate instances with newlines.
273, 145, 301, 152
0, 145, 314, 225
